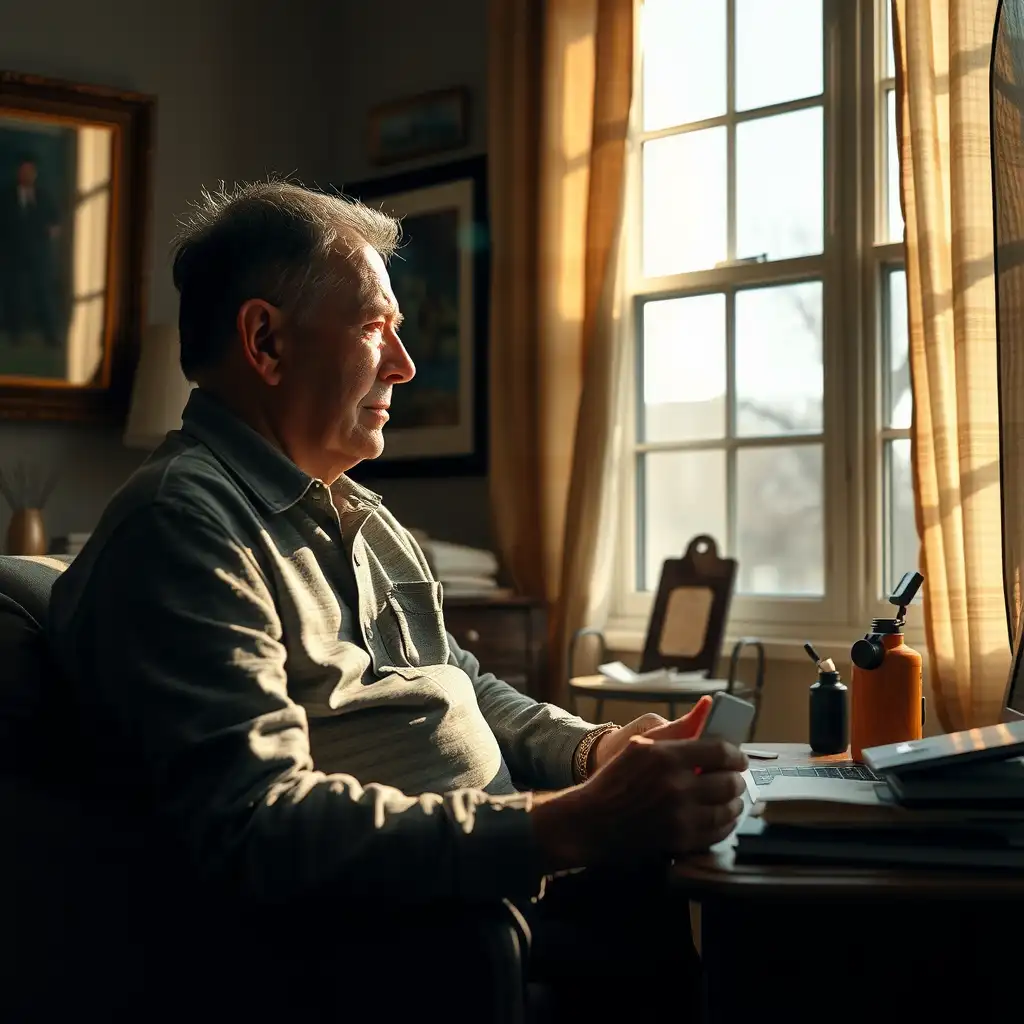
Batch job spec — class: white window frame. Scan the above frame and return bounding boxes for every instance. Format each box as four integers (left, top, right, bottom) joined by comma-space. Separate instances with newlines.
866, 2, 913, 617
608, 0, 920, 655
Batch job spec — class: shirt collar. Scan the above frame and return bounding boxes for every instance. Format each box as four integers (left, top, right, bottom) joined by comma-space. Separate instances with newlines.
178, 388, 381, 515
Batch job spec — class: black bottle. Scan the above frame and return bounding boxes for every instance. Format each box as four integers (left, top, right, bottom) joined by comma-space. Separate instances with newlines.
809, 664, 849, 755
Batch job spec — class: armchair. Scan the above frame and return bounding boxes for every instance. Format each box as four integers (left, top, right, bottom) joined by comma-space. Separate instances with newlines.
0, 554, 530, 1021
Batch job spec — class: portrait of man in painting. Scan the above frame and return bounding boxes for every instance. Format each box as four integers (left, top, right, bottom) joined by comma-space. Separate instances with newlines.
0, 72, 150, 424
0, 115, 112, 384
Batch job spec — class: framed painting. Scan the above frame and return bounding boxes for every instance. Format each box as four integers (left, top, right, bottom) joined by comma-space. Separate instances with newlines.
0, 71, 153, 422
343, 156, 489, 478
368, 88, 469, 166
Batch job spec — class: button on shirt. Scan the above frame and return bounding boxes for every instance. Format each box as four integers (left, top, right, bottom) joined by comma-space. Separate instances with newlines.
46, 389, 597, 907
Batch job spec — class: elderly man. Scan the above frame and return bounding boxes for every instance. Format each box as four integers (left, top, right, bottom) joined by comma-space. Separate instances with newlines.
47, 182, 747, 1021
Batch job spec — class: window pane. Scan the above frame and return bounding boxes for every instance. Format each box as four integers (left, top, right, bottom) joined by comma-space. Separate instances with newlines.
885, 268, 911, 429
735, 282, 823, 436
736, 108, 823, 262
736, 444, 824, 595
885, 439, 918, 588
643, 128, 727, 276
642, 0, 726, 130
642, 294, 726, 442
640, 450, 727, 591
735, 0, 823, 111
886, 89, 904, 242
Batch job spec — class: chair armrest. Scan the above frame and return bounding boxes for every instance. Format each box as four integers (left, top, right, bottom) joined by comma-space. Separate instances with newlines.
726, 637, 767, 740
339, 900, 530, 1023
465, 901, 531, 1024
726, 636, 766, 691
568, 626, 609, 682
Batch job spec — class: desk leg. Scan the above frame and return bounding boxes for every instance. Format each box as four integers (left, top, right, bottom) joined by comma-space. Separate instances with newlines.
699, 898, 757, 1023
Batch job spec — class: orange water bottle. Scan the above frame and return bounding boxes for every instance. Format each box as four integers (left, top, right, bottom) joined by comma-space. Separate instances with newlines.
849, 571, 925, 762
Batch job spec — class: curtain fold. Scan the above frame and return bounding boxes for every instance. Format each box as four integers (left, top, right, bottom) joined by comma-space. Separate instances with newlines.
488, 0, 633, 702
992, 0, 1024, 644
894, 0, 1009, 729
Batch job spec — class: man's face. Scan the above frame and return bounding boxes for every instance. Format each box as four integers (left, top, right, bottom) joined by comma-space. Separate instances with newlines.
275, 243, 415, 474
16, 161, 36, 187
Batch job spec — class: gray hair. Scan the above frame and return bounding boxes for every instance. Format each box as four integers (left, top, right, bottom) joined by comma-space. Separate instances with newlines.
171, 179, 401, 379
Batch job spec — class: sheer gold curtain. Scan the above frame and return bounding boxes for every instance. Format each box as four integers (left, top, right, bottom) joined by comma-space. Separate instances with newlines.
894, 0, 1009, 729
488, 0, 633, 702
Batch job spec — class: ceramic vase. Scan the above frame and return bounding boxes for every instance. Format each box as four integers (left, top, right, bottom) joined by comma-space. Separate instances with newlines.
6, 507, 46, 556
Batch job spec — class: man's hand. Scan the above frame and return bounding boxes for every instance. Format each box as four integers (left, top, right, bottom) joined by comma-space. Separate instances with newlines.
532, 733, 749, 871
589, 695, 715, 773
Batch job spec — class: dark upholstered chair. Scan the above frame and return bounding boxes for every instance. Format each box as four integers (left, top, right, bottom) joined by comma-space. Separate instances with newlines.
0, 554, 530, 1022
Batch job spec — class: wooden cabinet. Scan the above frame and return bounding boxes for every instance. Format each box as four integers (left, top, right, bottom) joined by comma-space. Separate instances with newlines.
443, 594, 547, 698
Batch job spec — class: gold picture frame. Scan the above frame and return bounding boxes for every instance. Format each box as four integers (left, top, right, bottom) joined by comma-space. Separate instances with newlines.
0, 70, 154, 422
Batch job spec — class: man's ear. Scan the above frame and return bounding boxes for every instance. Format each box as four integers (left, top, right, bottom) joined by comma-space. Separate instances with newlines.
237, 299, 285, 385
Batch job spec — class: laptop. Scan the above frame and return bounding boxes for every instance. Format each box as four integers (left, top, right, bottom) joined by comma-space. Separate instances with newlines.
742, 616, 1024, 805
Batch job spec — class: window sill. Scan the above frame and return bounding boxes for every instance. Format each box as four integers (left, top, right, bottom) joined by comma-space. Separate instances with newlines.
603, 619, 927, 663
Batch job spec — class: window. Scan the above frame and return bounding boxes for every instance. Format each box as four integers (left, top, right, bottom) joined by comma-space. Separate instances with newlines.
614, 0, 912, 642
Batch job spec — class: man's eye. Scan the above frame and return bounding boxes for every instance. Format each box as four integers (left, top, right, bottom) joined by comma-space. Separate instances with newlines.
363, 320, 385, 334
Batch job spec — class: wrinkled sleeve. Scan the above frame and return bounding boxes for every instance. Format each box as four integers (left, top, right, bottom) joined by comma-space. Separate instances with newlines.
447, 634, 599, 791
48, 501, 545, 907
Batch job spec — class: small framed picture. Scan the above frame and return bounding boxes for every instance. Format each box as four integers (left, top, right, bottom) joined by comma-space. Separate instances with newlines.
368, 88, 469, 166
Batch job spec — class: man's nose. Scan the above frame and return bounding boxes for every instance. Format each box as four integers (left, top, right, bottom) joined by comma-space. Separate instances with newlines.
382, 334, 416, 384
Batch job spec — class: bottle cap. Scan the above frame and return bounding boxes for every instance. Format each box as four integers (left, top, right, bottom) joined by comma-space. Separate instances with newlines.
870, 617, 903, 635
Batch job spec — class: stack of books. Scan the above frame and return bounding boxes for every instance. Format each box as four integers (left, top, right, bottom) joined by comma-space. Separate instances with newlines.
413, 534, 508, 598
736, 722, 1024, 870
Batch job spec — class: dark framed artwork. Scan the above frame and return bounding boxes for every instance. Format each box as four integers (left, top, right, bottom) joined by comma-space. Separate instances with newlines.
368, 88, 469, 166
0, 71, 153, 422
343, 156, 489, 479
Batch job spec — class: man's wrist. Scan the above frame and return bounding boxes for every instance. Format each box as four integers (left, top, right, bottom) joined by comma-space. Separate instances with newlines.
572, 723, 618, 784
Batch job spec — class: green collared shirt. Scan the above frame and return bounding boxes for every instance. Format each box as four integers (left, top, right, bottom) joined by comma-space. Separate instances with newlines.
47, 389, 597, 907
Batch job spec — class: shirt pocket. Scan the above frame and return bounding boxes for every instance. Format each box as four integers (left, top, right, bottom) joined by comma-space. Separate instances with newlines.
380, 580, 450, 668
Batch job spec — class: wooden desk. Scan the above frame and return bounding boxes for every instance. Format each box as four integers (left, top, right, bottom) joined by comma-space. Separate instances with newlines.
677, 743, 1022, 1022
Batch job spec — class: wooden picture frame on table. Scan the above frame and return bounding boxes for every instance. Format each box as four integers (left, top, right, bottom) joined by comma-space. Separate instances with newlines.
0, 70, 153, 423
342, 155, 489, 479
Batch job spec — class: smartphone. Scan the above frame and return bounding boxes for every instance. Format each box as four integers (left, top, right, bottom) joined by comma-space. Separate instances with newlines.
699, 692, 756, 747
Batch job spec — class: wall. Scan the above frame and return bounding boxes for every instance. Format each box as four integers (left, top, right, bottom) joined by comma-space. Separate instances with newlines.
329, 0, 494, 550
0, 0, 335, 545
1, 0, 496, 551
